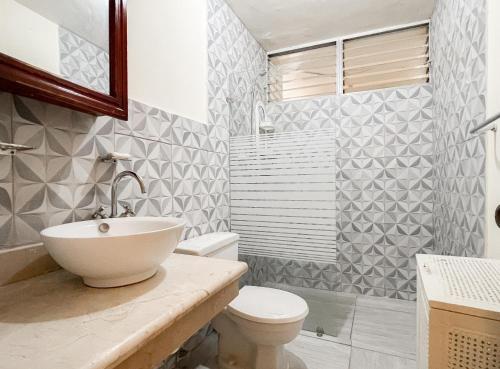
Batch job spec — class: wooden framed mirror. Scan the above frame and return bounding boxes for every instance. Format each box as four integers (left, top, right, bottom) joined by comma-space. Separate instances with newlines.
0, 0, 128, 119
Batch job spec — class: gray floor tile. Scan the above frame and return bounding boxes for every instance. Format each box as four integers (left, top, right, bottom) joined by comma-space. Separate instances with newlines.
351, 303, 416, 359
356, 295, 416, 314
182, 289, 419, 369
287, 334, 351, 369
349, 347, 416, 369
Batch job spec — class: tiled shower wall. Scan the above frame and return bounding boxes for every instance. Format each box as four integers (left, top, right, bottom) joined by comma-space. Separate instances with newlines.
267, 96, 336, 133
431, 0, 486, 257
241, 84, 434, 300
207, 0, 267, 138
236, 0, 488, 300
0, 94, 229, 248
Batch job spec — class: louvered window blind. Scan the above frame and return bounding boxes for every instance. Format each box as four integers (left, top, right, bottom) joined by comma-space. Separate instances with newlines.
268, 44, 337, 102
343, 25, 430, 93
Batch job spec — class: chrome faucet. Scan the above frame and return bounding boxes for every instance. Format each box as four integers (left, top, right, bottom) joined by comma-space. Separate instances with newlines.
110, 171, 147, 218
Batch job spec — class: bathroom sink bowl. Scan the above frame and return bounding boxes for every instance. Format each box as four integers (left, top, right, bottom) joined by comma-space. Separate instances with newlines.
41, 217, 185, 288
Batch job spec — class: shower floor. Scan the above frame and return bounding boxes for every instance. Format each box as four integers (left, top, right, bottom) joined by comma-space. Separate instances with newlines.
265, 284, 358, 344
174, 284, 417, 369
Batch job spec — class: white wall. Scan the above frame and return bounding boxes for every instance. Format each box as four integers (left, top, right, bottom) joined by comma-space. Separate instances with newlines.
16, 0, 109, 51
485, 0, 500, 259
0, 0, 60, 75
128, 0, 208, 123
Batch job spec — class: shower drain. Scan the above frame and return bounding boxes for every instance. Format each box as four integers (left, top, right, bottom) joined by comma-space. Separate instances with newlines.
316, 326, 324, 337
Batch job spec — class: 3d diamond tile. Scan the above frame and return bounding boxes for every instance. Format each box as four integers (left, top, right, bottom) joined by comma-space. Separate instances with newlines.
431, 0, 486, 257
59, 27, 110, 94
207, 0, 267, 138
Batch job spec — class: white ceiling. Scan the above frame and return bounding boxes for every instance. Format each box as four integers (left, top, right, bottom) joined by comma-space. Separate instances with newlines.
225, 0, 435, 52
15, 0, 109, 51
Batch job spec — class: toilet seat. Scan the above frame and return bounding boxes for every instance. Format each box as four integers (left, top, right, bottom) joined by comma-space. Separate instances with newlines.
228, 286, 308, 324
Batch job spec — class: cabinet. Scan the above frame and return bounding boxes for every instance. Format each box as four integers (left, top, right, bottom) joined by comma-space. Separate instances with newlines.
416, 255, 500, 369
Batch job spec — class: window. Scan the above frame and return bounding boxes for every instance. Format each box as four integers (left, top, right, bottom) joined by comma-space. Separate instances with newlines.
343, 25, 430, 93
268, 43, 337, 102
267, 24, 430, 101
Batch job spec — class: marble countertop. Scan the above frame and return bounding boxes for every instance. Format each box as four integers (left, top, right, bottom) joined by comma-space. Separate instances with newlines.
0, 254, 248, 369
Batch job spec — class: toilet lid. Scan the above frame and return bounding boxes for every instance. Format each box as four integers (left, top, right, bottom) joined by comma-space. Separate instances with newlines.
228, 286, 309, 324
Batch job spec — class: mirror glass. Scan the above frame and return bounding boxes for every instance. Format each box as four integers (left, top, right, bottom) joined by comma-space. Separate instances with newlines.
0, 0, 110, 94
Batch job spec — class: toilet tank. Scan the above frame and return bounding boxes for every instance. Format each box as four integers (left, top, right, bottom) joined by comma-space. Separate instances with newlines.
175, 232, 239, 261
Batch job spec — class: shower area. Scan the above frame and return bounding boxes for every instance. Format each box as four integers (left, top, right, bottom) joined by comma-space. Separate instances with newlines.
217, 0, 487, 345
226, 63, 342, 338
227, 76, 434, 341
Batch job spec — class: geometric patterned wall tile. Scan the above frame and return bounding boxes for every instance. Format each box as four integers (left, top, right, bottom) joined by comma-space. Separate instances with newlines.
170, 142, 229, 239
115, 100, 172, 143
239, 83, 436, 300
240, 254, 342, 292
325, 84, 430, 299
431, 0, 487, 258
238, 0, 486, 300
59, 27, 110, 94
172, 115, 209, 151
207, 0, 267, 138
0, 92, 13, 245
1, 6, 236, 249
205, 0, 262, 234
114, 134, 166, 213
0, 93, 14, 247
114, 98, 230, 239
334, 84, 435, 300
114, 100, 135, 137
0, 180, 14, 247
267, 95, 337, 133
1, 92, 230, 249
0, 93, 11, 144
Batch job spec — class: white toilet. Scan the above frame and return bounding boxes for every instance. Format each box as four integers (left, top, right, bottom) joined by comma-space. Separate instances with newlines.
175, 232, 309, 369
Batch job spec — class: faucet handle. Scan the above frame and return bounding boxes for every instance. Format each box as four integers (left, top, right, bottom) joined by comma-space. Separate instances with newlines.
119, 204, 136, 217
92, 206, 109, 219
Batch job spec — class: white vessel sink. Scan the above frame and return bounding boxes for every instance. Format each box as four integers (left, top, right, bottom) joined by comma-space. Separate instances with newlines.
41, 217, 185, 288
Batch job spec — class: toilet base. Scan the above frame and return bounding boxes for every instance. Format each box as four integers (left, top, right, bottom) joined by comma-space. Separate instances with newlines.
213, 286, 308, 369
214, 311, 305, 369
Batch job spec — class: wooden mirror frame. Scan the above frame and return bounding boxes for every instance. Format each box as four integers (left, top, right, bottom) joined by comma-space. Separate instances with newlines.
0, 0, 128, 120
